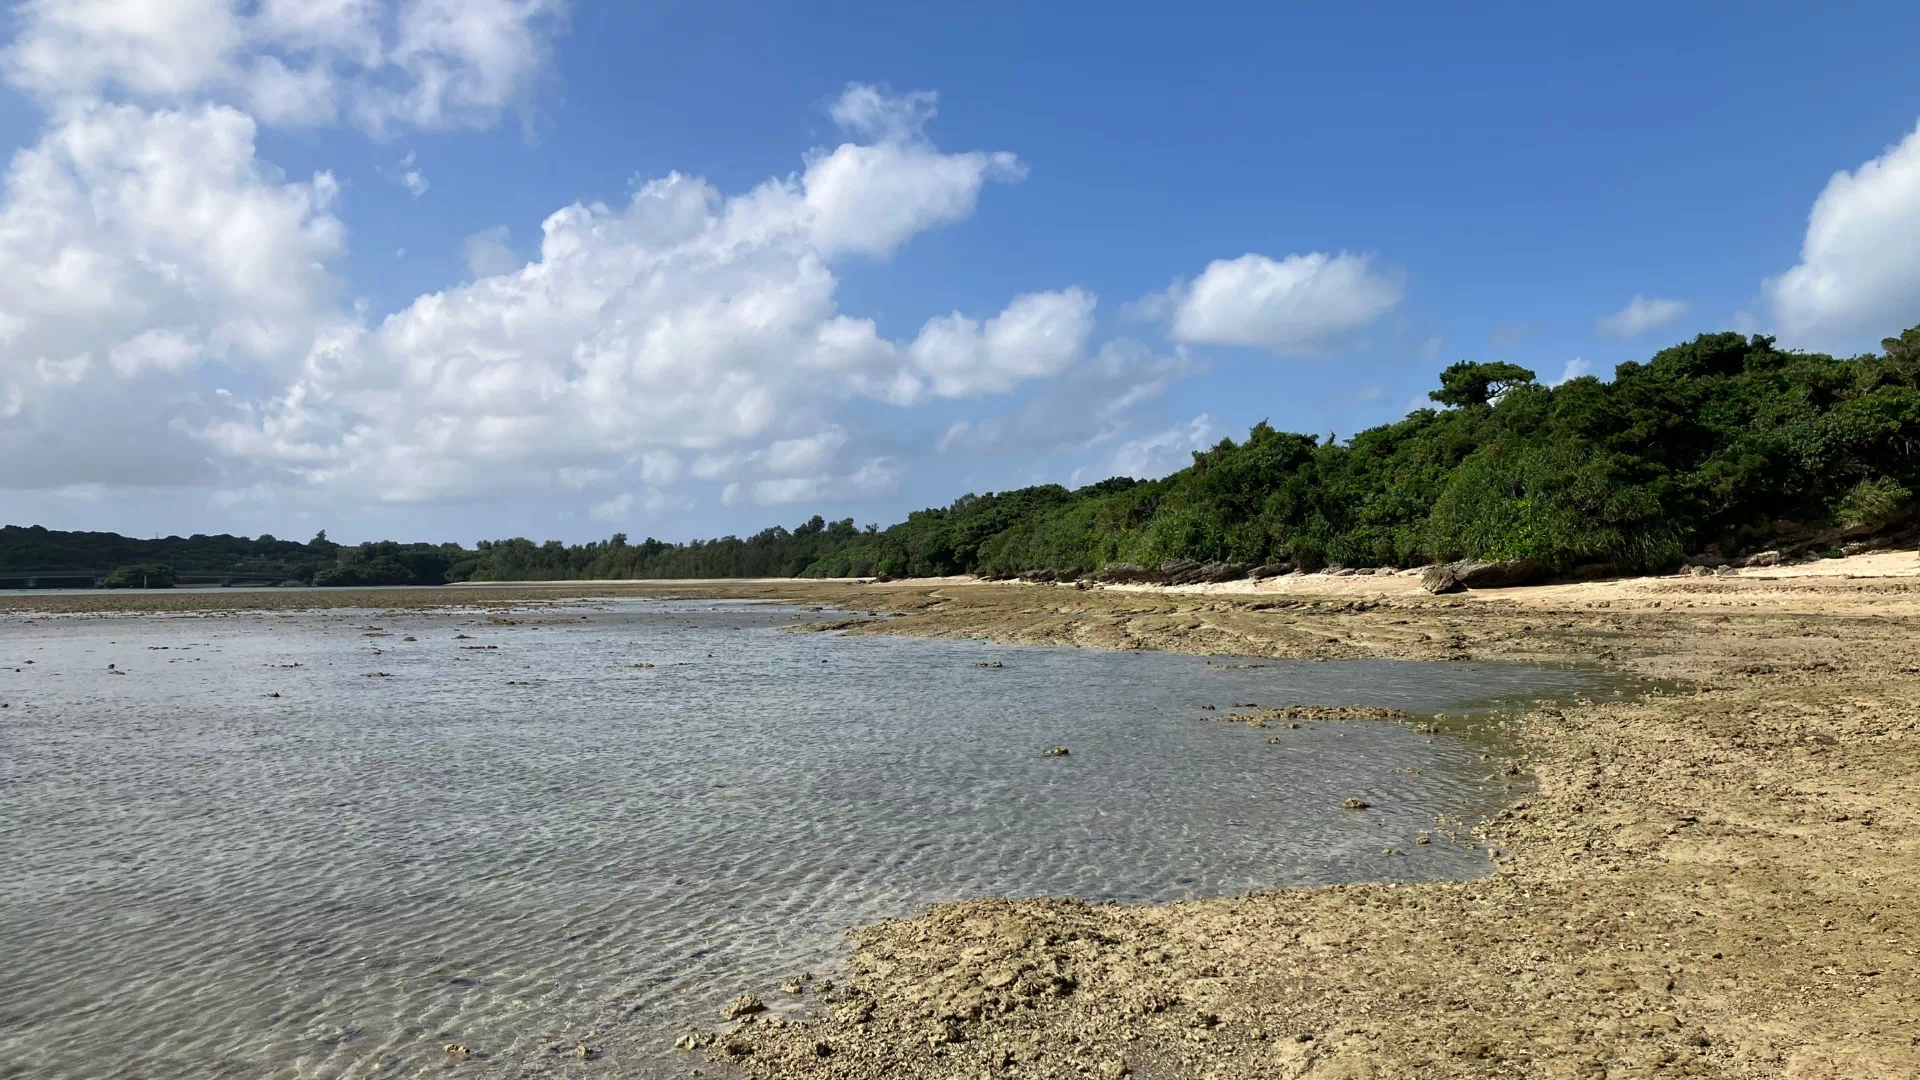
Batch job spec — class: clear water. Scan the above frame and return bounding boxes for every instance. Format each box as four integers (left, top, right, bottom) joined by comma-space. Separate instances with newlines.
0, 599, 1618, 1079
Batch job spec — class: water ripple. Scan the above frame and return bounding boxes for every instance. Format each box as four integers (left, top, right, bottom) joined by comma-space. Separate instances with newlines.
0, 600, 1618, 1078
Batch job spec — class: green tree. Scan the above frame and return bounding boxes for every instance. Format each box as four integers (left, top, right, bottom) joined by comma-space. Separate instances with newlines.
1429, 361, 1538, 408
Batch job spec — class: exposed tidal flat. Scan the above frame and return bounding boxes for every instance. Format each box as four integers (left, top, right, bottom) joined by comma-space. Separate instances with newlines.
0, 595, 1612, 1080
4, 564, 1918, 1079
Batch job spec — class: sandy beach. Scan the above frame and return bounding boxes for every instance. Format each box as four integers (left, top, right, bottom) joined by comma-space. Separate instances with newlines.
8, 555, 1918, 1078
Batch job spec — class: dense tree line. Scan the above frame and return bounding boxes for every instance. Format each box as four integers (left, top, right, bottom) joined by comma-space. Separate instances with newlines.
0, 527, 338, 580
807, 326, 1920, 578
7, 325, 1917, 587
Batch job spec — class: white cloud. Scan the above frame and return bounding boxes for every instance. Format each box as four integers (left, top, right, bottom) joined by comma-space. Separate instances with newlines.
1104, 414, 1221, 481
938, 339, 1199, 456
0, 102, 344, 487
395, 150, 428, 196
1417, 335, 1443, 360
1595, 294, 1688, 338
462, 225, 518, 277
798, 83, 1025, 259
556, 466, 612, 489
908, 288, 1095, 397
636, 451, 680, 485
1550, 357, 1592, 386
1768, 120, 1920, 345
1, 0, 564, 137
587, 492, 631, 521
1154, 252, 1402, 354
185, 86, 1065, 504
0, 51, 1100, 526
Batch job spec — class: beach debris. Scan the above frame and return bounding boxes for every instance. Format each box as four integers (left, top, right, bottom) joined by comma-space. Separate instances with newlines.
812, 1039, 834, 1057
1044, 746, 1071, 757
724, 993, 765, 1018
975, 660, 1004, 668
443, 1043, 470, 1058
402, 636, 417, 642
107, 663, 123, 675
1342, 798, 1371, 810
461, 645, 498, 651
673, 1031, 707, 1051
266, 692, 280, 698
574, 1043, 595, 1059
779, 977, 806, 995
454, 633, 474, 639
626, 662, 655, 669
1417, 835, 1432, 845
364, 672, 392, 678
1200, 704, 1216, 710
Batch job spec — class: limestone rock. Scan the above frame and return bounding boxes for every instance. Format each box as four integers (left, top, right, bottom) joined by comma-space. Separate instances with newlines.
1420, 565, 1462, 594
1450, 558, 1551, 589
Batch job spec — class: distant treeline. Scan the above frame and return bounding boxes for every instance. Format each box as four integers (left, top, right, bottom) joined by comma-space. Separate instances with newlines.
813, 326, 1920, 578
7, 325, 1917, 587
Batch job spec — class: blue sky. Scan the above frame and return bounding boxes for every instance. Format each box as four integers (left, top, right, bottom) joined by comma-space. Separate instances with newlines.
4, 1, 1919, 544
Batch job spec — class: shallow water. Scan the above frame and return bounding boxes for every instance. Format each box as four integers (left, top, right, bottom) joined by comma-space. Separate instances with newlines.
0, 599, 1621, 1079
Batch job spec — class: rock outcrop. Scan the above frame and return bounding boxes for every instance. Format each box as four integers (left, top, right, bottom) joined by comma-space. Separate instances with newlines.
1420, 558, 1554, 594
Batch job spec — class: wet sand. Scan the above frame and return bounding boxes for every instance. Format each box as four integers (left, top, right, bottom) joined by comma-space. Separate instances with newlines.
8, 557, 1919, 1078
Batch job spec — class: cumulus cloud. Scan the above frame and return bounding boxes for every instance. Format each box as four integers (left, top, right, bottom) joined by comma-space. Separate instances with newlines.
0, 13, 1158, 531
171, 85, 1054, 506
1, 0, 565, 136
800, 85, 1025, 259
908, 288, 1094, 398
1150, 252, 1402, 354
0, 101, 344, 489
1768, 120, 1920, 345
1595, 294, 1687, 338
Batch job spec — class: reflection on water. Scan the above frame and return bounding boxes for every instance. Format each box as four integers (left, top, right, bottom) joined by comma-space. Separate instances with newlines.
0, 600, 1618, 1078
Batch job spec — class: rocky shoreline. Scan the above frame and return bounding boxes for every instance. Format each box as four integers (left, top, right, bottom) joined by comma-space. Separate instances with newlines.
656, 568, 1916, 1078
7, 564, 1918, 1077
